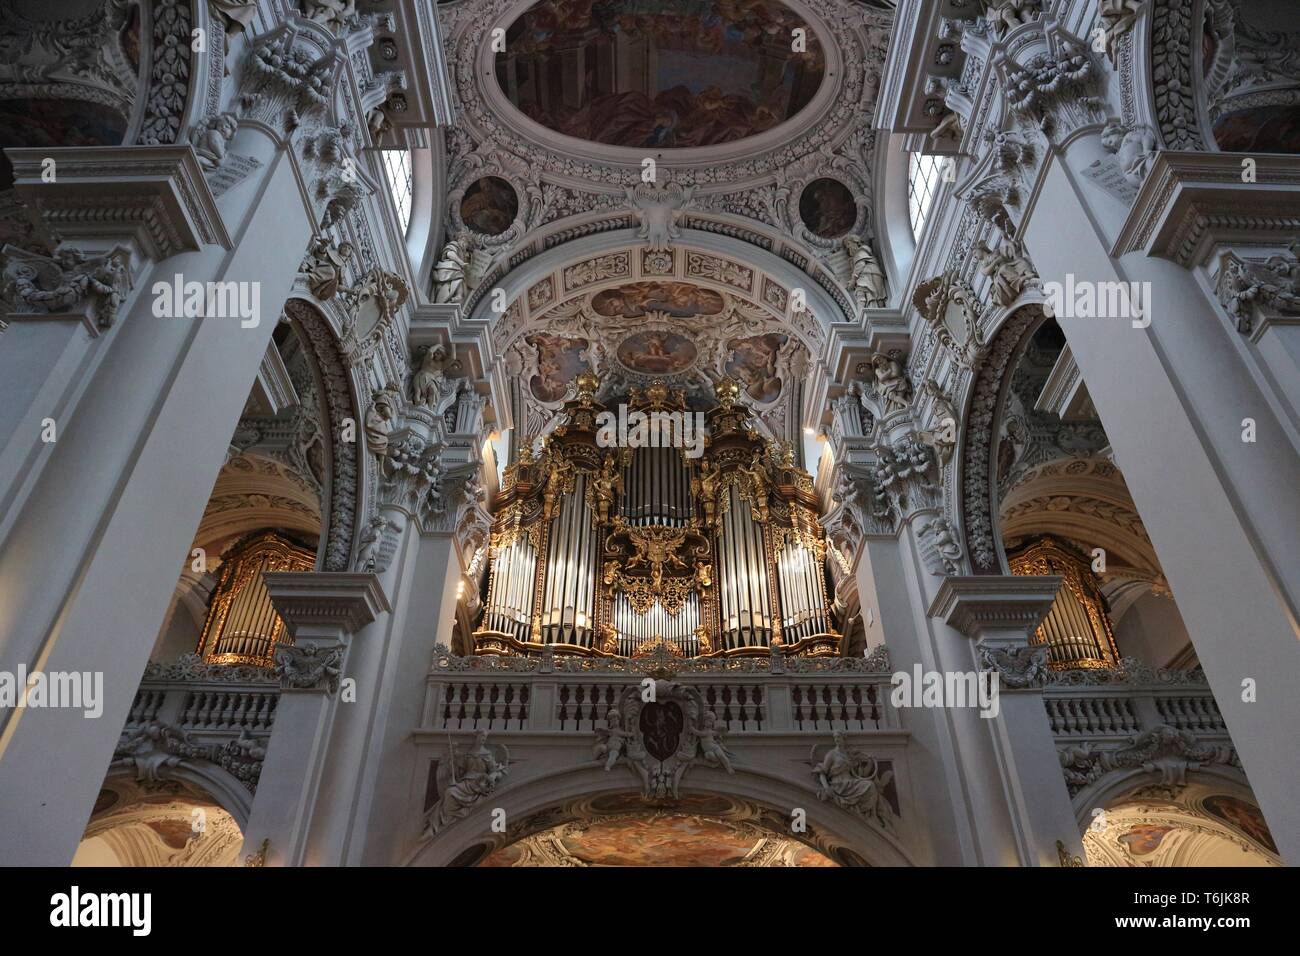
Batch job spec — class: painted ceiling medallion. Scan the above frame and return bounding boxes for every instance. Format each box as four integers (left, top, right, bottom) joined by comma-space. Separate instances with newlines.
494, 0, 825, 150
616, 329, 699, 375
592, 281, 725, 318
799, 177, 856, 238
459, 175, 520, 235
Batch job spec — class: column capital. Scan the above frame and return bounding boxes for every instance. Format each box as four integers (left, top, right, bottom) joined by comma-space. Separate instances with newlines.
1113, 151, 1300, 268
7, 145, 230, 259
927, 574, 1060, 640
264, 571, 391, 641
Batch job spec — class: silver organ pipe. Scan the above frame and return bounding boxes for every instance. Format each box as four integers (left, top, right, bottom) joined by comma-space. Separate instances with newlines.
484, 534, 536, 642
539, 474, 598, 647
717, 488, 773, 650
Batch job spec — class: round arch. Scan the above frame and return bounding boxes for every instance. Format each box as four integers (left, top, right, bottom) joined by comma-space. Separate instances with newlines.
283, 298, 368, 572
405, 764, 918, 867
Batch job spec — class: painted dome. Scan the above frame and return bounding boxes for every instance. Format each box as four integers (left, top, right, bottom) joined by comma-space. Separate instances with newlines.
494, 0, 825, 150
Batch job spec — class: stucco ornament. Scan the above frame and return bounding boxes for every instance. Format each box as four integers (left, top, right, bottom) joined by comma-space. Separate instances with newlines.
810, 731, 896, 828
594, 680, 736, 800
1, 244, 131, 331
1216, 245, 1300, 335
625, 180, 696, 252
1058, 725, 1239, 797
275, 642, 345, 693
425, 731, 509, 835
189, 111, 239, 171
299, 236, 355, 301
364, 384, 402, 459
977, 641, 1050, 689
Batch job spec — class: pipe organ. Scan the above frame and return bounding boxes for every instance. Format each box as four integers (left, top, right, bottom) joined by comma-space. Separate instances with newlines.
474, 373, 840, 659
197, 530, 316, 667
1008, 536, 1121, 668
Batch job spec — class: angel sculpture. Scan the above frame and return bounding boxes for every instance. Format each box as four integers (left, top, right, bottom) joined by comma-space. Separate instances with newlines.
593, 708, 633, 771
589, 455, 623, 525
811, 731, 895, 828
189, 111, 238, 170
738, 452, 772, 522
427, 731, 509, 835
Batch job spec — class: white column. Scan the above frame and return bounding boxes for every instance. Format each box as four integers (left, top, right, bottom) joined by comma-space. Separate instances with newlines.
929, 575, 1083, 867
1022, 149, 1300, 862
241, 573, 389, 867
0, 128, 314, 865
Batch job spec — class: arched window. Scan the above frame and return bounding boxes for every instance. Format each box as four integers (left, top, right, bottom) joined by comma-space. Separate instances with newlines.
907, 151, 945, 240
380, 148, 413, 233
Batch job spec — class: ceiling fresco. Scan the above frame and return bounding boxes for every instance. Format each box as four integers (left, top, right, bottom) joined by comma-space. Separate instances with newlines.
494, 0, 826, 149
477, 793, 839, 867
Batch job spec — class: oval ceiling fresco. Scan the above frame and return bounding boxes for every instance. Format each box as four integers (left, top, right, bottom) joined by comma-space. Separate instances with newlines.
494, 0, 826, 150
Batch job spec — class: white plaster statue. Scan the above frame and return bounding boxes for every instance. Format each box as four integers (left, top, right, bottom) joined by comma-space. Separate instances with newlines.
428, 731, 509, 834
917, 378, 959, 464
302, 0, 356, 32
432, 233, 475, 304
189, 111, 239, 171
1101, 121, 1158, 186
364, 385, 401, 458
844, 235, 888, 312
984, 0, 1039, 36
870, 352, 912, 414
411, 344, 469, 415
974, 236, 1039, 307
300, 236, 354, 301
812, 730, 895, 826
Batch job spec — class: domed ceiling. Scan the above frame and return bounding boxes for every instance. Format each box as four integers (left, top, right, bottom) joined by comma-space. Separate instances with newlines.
494, 0, 825, 149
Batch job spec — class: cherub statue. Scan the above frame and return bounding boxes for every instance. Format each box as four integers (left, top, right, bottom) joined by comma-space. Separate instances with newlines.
599, 624, 619, 656
697, 709, 735, 774
691, 458, 722, 527
189, 112, 239, 170
739, 452, 771, 522
1101, 120, 1158, 186
593, 708, 632, 771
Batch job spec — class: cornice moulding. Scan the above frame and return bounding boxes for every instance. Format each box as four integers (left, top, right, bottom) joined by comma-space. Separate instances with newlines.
264, 571, 392, 634
7, 145, 231, 257
927, 574, 1061, 637
1112, 151, 1300, 268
